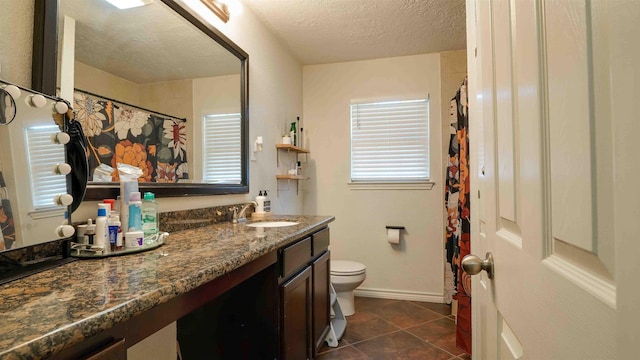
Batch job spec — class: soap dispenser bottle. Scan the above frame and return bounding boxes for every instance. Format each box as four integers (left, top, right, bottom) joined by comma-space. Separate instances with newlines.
255, 191, 266, 215
263, 190, 271, 213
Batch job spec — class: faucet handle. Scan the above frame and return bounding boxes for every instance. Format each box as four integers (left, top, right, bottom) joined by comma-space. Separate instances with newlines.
229, 207, 238, 219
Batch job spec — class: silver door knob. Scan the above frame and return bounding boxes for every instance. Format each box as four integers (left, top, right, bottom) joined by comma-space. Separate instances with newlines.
462, 252, 494, 279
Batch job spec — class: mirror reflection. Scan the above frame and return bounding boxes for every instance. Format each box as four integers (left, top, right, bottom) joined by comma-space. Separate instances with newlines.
0, 80, 72, 251
57, 0, 247, 195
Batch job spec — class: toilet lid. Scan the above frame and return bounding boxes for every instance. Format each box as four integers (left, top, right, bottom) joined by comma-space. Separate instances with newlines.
331, 260, 366, 275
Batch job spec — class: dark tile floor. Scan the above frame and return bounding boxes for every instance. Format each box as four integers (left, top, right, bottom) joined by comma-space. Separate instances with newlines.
317, 297, 472, 360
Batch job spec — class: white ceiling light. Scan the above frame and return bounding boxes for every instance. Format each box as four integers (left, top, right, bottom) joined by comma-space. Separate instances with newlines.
104, 0, 153, 10
200, 0, 230, 22
183, 0, 229, 25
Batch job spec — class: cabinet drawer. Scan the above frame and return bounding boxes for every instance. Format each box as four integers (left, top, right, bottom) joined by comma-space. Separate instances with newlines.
83, 339, 126, 360
281, 237, 312, 278
312, 227, 330, 256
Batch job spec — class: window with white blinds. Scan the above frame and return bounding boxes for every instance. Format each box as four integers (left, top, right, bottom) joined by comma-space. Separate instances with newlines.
24, 125, 67, 209
350, 99, 430, 183
203, 113, 242, 184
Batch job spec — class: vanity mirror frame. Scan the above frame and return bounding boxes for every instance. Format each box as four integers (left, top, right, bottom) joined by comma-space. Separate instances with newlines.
32, 0, 250, 199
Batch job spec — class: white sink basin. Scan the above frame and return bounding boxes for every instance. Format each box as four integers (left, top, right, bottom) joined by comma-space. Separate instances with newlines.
246, 221, 299, 228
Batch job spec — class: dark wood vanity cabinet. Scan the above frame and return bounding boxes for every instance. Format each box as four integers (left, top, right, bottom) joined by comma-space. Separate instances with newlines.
44, 226, 331, 360
281, 265, 313, 359
279, 227, 331, 360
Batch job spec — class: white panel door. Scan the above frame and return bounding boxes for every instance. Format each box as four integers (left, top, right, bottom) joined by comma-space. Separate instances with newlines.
466, 0, 640, 358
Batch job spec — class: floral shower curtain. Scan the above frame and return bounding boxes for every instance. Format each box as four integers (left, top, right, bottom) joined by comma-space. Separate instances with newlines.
73, 90, 188, 183
444, 76, 471, 355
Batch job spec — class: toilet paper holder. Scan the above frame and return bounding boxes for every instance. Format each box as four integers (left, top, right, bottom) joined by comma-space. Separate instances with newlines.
385, 226, 405, 230
385, 226, 405, 245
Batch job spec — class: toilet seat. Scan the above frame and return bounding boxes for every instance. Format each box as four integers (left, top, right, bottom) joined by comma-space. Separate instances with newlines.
331, 260, 366, 276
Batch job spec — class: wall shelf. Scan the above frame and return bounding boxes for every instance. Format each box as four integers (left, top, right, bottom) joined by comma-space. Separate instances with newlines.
275, 144, 310, 153
276, 175, 310, 180
276, 145, 311, 195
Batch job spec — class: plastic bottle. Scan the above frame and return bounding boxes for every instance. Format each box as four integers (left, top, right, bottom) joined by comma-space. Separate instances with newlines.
128, 192, 143, 232
95, 207, 108, 249
103, 199, 116, 213
290, 122, 297, 146
98, 203, 110, 217
120, 178, 139, 234
255, 191, 266, 215
263, 190, 271, 213
142, 192, 159, 240
85, 220, 96, 245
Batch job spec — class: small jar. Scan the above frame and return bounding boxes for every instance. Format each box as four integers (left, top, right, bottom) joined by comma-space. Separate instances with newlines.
125, 230, 144, 248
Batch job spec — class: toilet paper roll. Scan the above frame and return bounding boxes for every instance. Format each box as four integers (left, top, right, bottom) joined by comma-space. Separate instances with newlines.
387, 228, 400, 244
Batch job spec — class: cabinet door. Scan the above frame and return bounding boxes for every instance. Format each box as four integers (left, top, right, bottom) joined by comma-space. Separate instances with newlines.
281, 266, 312, 360
312, 250, 330, 356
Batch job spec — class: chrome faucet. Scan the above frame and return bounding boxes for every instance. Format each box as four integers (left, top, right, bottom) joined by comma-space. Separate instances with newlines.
232, 201, 258, 223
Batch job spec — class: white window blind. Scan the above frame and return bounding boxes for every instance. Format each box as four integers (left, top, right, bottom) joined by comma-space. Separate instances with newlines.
350, 99, 430, 182
203, 113, 241, 184
24, 125, 67, 208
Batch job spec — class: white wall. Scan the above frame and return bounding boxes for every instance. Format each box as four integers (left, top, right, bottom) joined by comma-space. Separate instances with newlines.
302, 54, 445, 301
2, 0, 467, 303
191, 74, 240, 181
73, 1, 304, 221
0, 0, 33, 87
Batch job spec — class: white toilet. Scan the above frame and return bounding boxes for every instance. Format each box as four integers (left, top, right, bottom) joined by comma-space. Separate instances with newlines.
330, 260, 366, 316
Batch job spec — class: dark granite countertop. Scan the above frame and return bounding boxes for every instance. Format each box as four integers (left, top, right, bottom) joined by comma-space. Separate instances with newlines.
0, 215, 334, 359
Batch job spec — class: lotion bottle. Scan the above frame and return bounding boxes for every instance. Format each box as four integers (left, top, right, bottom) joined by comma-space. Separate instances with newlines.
95, 207, 108, 249
128, 192, 142, 232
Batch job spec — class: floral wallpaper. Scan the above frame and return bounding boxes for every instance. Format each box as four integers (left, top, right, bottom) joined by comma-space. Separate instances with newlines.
73, 91, 188, 183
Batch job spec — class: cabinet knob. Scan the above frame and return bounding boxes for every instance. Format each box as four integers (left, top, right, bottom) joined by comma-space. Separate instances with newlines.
54, 193, 74, 206
53, 163, 72, 175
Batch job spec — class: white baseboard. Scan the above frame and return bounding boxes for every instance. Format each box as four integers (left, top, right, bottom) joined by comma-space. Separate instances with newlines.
354, 287, 444, 303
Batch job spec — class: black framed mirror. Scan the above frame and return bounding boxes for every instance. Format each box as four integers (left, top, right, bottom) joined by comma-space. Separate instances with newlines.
32, 0, 249, 200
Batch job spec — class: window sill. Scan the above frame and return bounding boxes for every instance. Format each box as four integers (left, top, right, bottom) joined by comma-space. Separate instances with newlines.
348, 181, 435, 190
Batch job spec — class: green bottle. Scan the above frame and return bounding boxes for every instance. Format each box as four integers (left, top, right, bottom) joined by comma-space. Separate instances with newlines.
142, 192, 159, 240
290, 122, 297, 146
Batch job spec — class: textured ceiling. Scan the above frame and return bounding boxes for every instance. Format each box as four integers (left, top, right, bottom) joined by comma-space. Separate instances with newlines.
241, 0, 467, 65
59, 0, 240, 84
58, 0, 466, 83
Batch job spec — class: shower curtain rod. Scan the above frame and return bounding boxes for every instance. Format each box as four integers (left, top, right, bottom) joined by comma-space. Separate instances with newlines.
74, 88, 187, 123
